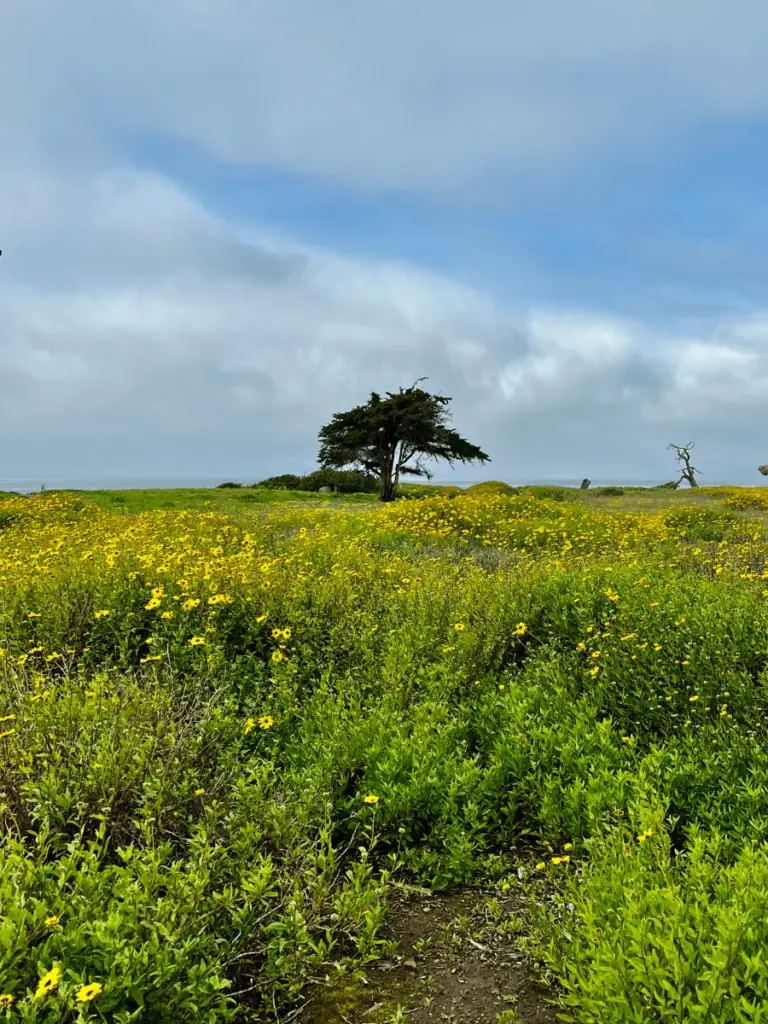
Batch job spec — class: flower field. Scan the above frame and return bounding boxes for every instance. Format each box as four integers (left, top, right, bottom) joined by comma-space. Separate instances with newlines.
3, 488, 768, 1021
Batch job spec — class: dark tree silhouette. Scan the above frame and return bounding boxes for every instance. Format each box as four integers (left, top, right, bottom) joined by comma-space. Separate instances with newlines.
318, 379, 490, 502
668, 442, 700, 488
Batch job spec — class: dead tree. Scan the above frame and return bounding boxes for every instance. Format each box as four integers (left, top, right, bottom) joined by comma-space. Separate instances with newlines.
668, 442, 700, 488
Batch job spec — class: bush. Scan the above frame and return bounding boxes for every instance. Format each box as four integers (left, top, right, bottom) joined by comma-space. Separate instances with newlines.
464, 481, 520, 497
593, 486, 625, 497
256, 470, 378, 494
255, 474, 304, 490
216, 482, 243, 489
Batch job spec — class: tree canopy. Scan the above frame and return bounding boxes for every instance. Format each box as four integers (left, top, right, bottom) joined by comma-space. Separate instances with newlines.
318, 380, 490, 501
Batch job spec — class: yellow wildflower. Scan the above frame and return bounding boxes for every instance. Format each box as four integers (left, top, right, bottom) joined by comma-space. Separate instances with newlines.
35, 966, 63, 999
44, 916, 60, 929
75, 983, 103, 1004
363, 794, 380, 804
258, 715, 274, 730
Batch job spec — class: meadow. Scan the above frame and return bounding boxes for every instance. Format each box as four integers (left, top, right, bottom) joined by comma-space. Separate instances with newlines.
3, 483, 768, 1021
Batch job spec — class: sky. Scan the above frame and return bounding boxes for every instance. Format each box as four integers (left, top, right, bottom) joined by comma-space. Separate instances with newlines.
3, 0, 768, 486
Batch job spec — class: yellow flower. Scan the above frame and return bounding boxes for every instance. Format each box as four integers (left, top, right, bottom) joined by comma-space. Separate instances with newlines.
244, 717, 256, 734
35, 966, 63, 999
587, 666, 600, 677
363, 794, 379, 804
256, 614, 268, 623
194, 787, 205, 796
689, 695, 699, 702
271, 628, 283, 639
0, 729, 15, 740
189, 636, 206, 646
271, 650, 285, 663
182, 598, 201, 611
94, 609, 111, 619
454, 622, 465, 632
160, 611, 174, 620
0, 994, 14, 1008
140, 655, 162, 664
0, 715, 16, 724
281, 628, 292, 640
44, 916, 60, 929
512, 622, 527, 637
442, 646, 455, 653
258, 715, 274, 730
75, 983, 103, 1004
535, 861, 546, 870
563, 843, 573, 851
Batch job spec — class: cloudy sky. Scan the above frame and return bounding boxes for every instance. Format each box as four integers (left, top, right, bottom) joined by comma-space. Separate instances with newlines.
3, 0, 768, 486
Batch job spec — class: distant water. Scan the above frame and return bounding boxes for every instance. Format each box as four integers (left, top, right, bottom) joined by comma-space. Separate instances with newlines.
0, 475, 760, 493
0, 477, 233, 493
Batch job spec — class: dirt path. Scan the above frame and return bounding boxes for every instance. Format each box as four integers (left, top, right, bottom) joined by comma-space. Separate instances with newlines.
307, 887, 560, 1024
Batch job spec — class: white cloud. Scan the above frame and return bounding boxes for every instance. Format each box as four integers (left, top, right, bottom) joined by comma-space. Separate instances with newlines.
3, 166, 768, 483
3, 1, 768, 197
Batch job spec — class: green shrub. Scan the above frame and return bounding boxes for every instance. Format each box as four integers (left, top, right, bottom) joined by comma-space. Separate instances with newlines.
256, 469, 378, 493
464, 481, 521, 497
593, 486, 624, 497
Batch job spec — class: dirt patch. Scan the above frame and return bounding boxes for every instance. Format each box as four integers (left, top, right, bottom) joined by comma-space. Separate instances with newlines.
307, 887, 559, 1024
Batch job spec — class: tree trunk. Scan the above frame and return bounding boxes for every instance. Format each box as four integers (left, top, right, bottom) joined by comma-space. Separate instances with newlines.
379, 475, 397, 502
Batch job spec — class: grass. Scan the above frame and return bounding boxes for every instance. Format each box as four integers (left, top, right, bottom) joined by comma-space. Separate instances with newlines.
54, 486, 379, 515
2, 484, 768, 1020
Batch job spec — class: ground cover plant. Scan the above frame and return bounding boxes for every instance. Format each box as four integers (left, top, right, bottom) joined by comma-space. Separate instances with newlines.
3, 486, 768, 1020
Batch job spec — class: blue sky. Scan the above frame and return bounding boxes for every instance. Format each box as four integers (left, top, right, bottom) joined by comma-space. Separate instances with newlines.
128, 117, 768, 321
3, 0, 768, 484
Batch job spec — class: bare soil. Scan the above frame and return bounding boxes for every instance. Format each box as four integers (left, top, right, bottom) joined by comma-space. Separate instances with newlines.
306, 887, 560, 1024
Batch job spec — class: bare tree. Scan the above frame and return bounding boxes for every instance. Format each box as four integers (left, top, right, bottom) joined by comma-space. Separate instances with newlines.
668, 442, 700, 488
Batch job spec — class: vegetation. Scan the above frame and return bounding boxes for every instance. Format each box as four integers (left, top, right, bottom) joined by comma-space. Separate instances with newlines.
256, 468, 378, 494
3, 485, 768, 1019
318, 380, 490, 501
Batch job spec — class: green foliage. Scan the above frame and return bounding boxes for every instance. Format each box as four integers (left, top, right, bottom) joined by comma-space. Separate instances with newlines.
520, 485, 571, 502
257, 468, 379, 493
664, 504, 738, 542
318, 381, 490, 501
464, 481, 520, 496
593, 486, 624, 497
397, 483, 464, 500
6, 489, 768, 1018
